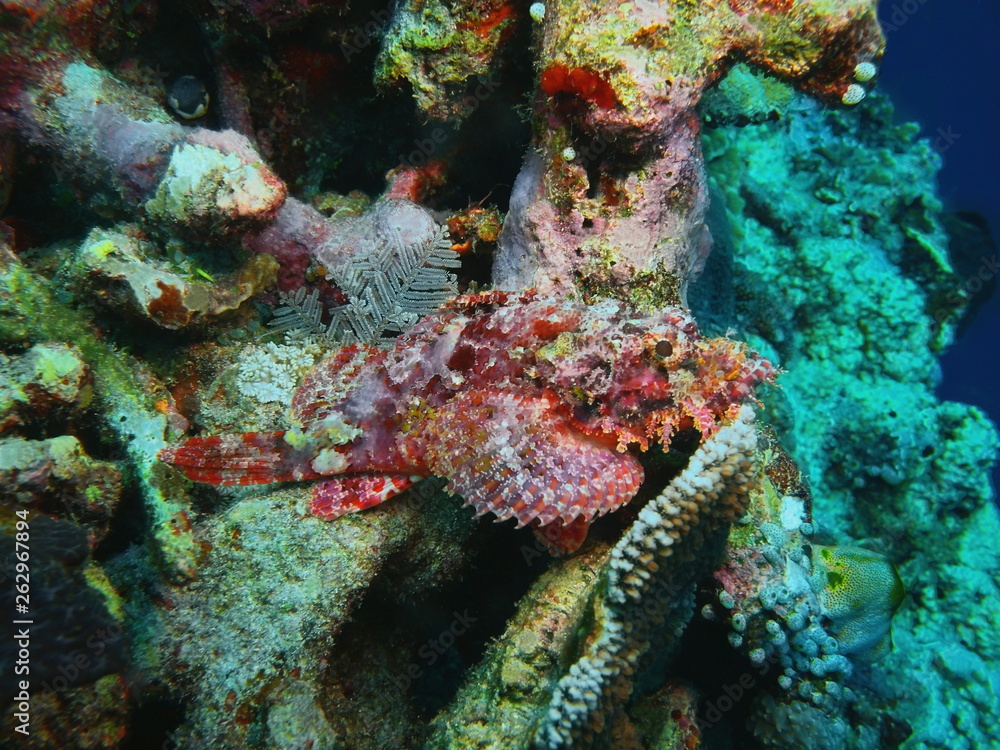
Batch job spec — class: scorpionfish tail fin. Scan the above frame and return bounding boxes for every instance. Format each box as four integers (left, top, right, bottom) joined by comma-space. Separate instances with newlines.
158, 431, 323, 486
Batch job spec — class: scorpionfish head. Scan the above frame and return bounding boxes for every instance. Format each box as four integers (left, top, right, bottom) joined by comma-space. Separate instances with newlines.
532, 300, 774, 451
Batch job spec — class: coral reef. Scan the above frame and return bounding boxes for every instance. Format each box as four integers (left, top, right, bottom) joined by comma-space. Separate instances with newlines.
0, 244, 201, 581
109, 481, 476, 747
538, 405, 760, 748
16, 56, 285, 237
0, 436, 122, 545
0, 0, 996, 748
377, 0, 516, 120
425, 545, 612, 748
64, 225, 278, 330
493, 0, 884, 303
701, 88, 1000, 748
0, 343, 91, 434
704, 434, 904, 750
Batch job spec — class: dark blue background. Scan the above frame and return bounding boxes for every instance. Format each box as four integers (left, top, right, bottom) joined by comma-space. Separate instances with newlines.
877, 0, 1000, 495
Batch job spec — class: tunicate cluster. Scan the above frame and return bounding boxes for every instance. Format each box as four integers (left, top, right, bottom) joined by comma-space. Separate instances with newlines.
714, 485, 862, 700
841, 83, 867, 106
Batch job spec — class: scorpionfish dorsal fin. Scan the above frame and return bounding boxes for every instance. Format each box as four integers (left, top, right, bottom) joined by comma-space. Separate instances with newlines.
422, 390, 644, 529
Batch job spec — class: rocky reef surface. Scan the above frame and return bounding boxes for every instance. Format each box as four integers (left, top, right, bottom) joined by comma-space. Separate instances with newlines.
0, 1, 996, 749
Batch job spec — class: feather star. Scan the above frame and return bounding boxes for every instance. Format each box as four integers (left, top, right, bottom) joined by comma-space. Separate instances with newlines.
159, 291, 774, 553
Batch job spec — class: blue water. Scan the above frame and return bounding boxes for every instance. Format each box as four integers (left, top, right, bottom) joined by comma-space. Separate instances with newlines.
877, 0, 1000, 495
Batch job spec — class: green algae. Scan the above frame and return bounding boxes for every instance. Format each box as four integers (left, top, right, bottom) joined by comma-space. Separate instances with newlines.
578, 250, 684, 312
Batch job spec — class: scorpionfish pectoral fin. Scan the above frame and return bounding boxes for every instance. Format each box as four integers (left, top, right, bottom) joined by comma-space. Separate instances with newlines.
422, 390, 644, 534
309, 475, 418, 520
158, 431, 323, 486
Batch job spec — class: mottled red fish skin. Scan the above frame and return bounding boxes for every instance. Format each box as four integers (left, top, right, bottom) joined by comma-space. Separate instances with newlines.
292, 290, 770, 460
310, 290, 770, 482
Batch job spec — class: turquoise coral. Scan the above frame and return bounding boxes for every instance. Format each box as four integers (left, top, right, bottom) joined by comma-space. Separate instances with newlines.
704, 89, 1000, 749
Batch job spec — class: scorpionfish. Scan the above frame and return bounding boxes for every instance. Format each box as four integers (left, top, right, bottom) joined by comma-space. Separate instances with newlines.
159, 291, 774, 553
